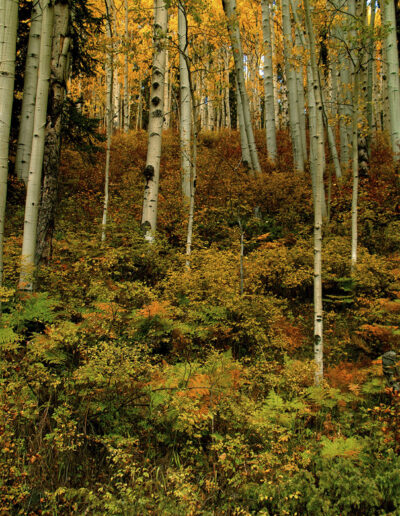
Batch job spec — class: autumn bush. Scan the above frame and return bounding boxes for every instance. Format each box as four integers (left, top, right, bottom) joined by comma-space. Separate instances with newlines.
1, 129, 400, 514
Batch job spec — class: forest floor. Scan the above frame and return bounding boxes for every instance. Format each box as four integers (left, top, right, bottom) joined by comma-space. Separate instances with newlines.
1, 129, 400, 515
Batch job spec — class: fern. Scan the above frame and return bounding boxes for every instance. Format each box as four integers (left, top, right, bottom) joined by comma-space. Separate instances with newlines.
11, 293, 57, 328
320, 436, 364, 460
0, 327, 20, 351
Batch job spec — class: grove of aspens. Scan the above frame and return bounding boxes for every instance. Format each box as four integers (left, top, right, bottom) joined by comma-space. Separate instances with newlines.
0, 0, 399, 513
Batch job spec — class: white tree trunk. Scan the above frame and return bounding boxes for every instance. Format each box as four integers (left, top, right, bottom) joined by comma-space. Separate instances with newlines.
351, 71, 359, 272
223, 48, 231, 128
366, 3, 376, 152
223, 0, 261, 174
19, 0, 54, 291
15, 0, 42, 184
304, 0, 324, 384
163, 49, 170, 129
281, 0, 304, 172
141, 0, 168, 243
235, 75, 251, 167
113, 68, 120, 129
36, 0, 71, 265
102, 1, 113, 243
136, 75, 143, 130
179, 1, 191, 207
123, 0, 130, 133
261, 0, 277, 163
382, 0, 400, 158
0, 0, 18, 289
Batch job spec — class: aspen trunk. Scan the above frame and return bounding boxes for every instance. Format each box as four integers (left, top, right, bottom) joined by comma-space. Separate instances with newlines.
235, 75, 251, 167
123, 0, 130, 133
270, 8, 280, 130
102, 0, 114, 243
141, 0, 168, 243
261, 0, 277, 163
223, 49, 231, 128
281, 0, 304, 172
223, 0, 261, 174
366, 3, 376, 154
163, 50, 170, 129
113, 68, 120, 129
136, 76, 143, 130
351, 71, 359, 272
382, 0, 400, 158
0, 0, 18, 289
19, 0, 54, 291
15, 0, 42, 184
36, 1, 71, 264
179, 1, 191, 207
185, 79, 198, 268
304, 0, 324, 384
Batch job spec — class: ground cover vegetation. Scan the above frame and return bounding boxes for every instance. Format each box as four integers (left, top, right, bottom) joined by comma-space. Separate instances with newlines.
1, 0, 400, 513
1, 129, 399, 514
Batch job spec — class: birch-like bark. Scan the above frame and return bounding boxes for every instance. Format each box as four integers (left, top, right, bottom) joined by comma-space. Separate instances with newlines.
0, 0, 18, 289
179, 0, 191, 207
366, 3, 376, 154
351, 70, 359, 272
304, 0, 324, 384
270, 8, 280, 130
185, 83, 198, 268
381, 46, 391, 135
163, 49, 170, 129
102, 0, 113, 243
136, 75, 143, 130
222, 0, 261, 174
235, 75, 251, 167
223, 48, 231, 128
123, 0, 130, 133
113, 68, 120, 129
319, 74, 342, 179
261, 0, 277, 163
382, 0, 400, 158
294, 14, 307, 163
15, 0, 42, 184
332, 0, 351, 165
19, 0, 54, 291
36, 0, 71, 264
281, 0, 304, 172
141, 0, 168, 243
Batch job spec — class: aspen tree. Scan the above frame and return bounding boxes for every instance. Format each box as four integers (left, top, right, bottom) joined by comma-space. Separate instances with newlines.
331, 0, 351, 165
223, 48, 231, 128
15, 0, 42, 184
293, 1, 307, 163
179, 0, 192, 207
102, 0, 114, 243
366, 2, 376, 155
222, 0, 261, 174
261, 0, 277, 163
303, 0, 325, 384
179, 6, 198, 268
382, 0, 400, 158
351, 70, 359, 273
0, 0, 18, 289
136, 74, 143, 130
163, 49, 170, 129
281, 0, 304, 172
235, 75, 251, 167
350, 0, 366, 271
270, 6, 280, 129
19, 0, 54, 291
123, 0, 130, 133
36, 0, 72, 263
141, 0, 168, 243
